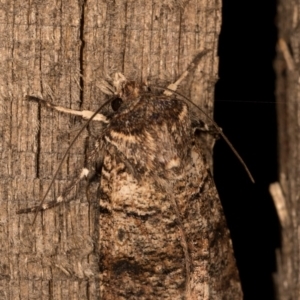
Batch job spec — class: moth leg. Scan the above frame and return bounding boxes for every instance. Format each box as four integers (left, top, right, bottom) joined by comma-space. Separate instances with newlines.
26, 96, 108, 123
163, 50, 211, 96
16, 168, 91, 214
163, 70, 190, 96
192, 119, 220, 138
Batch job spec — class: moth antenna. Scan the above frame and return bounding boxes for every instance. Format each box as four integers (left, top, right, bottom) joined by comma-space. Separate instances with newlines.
152, 85, 255, 183
31, 97, 113, 225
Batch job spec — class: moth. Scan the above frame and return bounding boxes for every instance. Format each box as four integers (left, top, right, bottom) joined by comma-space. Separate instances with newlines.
17, 71, 247, 299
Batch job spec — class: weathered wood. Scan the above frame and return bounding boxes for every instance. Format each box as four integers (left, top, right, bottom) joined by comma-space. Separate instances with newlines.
272, 1, 300, 298
0, 0, 242, 298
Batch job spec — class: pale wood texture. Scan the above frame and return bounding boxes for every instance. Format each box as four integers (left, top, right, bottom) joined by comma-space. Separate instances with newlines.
273, 1, 300, 299
0, 0, 242, 299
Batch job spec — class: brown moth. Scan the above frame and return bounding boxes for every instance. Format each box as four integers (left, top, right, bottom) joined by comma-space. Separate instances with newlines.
17, 73, 243, 299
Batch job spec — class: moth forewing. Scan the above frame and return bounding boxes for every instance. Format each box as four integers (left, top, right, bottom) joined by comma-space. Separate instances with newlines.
95, 82, 242, 298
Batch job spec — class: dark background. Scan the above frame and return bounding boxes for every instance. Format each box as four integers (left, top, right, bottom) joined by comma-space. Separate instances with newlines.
214, 0, 280, 299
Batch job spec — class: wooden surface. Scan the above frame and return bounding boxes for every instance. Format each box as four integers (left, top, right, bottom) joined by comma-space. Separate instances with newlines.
0, 0, 242, 299
273, 1, 300, 298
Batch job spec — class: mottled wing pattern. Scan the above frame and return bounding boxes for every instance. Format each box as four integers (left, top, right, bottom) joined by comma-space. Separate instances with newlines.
91, 81, 242, 299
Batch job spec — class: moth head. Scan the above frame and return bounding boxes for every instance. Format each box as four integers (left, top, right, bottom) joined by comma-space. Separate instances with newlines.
113, 72, 150, 102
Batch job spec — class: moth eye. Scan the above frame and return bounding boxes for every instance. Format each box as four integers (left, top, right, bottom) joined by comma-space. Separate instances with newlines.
111, 97, 123, 111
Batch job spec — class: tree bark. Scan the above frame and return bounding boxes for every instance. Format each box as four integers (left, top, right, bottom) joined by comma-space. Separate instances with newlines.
272, 1, 300, 299
0, 0, 242, 299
